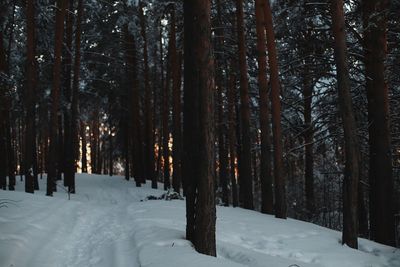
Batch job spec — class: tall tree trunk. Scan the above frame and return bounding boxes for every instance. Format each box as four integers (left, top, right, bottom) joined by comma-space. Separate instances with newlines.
183, 0, 216, 256
63, 0, 73, 188
303, 61, 315, 217
163, 37, 171, 190
255, 0, 273, 214
24, 0, 37, 194
90, 111, 99, 174
47, 0, 67, 196
108, 125, 113, 176
1, 8, 16, 191
228, 70, 239, 207
124, 25, 142, 186
0, 30, 7, 189
139, 1, 155, 186
152, 27, 160, 189
123, 118, 130, 180
67, 0, 83, 193
5, 107, 15, 190
4, 3, 16, 190
56, 114, 64, 181
98, 140, 103, 174
264, 0, 286, 218
33, 111, 39, 190
215, 0, 229, 206
363, 0, 395, 246
154, 23, 164, 187
235, 0, 254, 210
331, 0, 360, 249
80, 120, 87, 173
170, 7, 182, 193
217, 83, 229, 206
0, 108, 6, 190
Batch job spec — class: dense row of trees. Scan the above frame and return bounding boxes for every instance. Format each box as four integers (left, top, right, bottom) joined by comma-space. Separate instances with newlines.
0, 0, 399, 256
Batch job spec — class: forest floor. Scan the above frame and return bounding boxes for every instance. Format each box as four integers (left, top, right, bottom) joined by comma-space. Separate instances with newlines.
0, 174, 399, 267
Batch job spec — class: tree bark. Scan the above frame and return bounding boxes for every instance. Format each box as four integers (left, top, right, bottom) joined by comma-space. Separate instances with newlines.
171, 6, 182, 193
63, 0, 73, 188
124, 25, 143, 186
163, 34, 171, 190
90, 112, 99, 174
215, 0, 229, 207
0, 30, 7, 190
235, 0, 254, 210
67, 0, 83, 193
362, 0, 395, 246
47, 0, 67, 196
264, 0, 286, 218
228, 70, 239, 207
303, 61, 315, 217
25, 0, 38, 194
331, 0, 360, 249
255, 0, 273, 214
80, 120, 87, 173
5, 106, 15, 190
139, 1, 155, 187
183, 0, 216, 256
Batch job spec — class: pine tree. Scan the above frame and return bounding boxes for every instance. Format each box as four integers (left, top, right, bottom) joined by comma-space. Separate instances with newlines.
363, 0, 395, 246
235, 0, 254, 210
330, 0, 360, 249
264, 0, 286, 218
47, 0, 67, 196
183, 0, 216, 256
255, 0, 273, 214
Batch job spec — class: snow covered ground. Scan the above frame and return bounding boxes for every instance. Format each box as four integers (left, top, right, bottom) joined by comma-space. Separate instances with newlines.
0, 174, 399, 267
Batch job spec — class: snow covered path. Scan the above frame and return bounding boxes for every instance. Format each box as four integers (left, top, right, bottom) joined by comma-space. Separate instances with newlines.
1, 174, 399, 267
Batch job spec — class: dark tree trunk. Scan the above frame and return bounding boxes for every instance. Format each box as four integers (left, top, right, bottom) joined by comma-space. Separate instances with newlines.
0, 30, 6, 188
63, 0, 73, 188
47, 0, 67, 196
24, 0, 37, 194
331, 0, 360, 249
183, 0, 216, 256
363, 0, 395, 246
358, 178, 369, 237
123, 117, 130, 180
90, 112, 99, 174
303, 62, 315, 217
33, 114, 39, 190
171, 7, 182, 193
215, 0, 229, 206
151, 27, 160, 189
217, 84, 229, 206
139, 1, 155, 186
98, 141, 103, 174
66, 0, 82, 193
163, 36, 171, 190
0, 99, 6, 189
155, 23, 164, 187
235, 89, 244, 205
0, 117, 6, 190
228, 71, 239, 207
108, 125, 113, 176
255, 0, 273, 214
80, 120, 87, 173
264, 0, 286, 218
56, 114, 63, 182
124, 25, 143, 186
1, 15, 16, 191
5, 108, 15, 190
235, 0, 254, 210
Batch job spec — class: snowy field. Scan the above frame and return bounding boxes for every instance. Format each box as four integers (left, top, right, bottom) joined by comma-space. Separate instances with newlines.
0, 174, 399, 267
